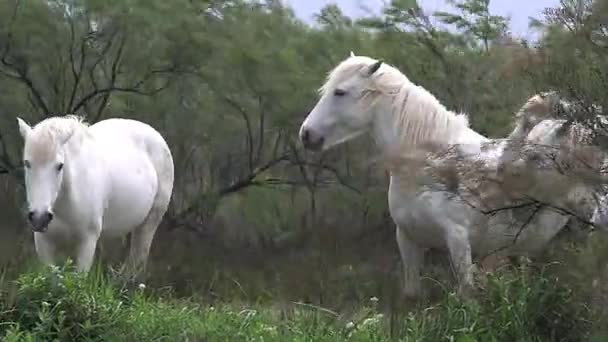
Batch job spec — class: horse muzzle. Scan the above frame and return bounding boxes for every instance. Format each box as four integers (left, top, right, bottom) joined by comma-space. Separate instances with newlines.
28, 210, 53, 233
300, 127, 325, 151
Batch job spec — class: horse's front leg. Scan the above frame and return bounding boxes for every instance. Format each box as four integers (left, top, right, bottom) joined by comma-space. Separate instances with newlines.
445, 225, 474, 296
396, 226, 424, 300
34, 233, 58, 266
74, 222, 102, 272
74, 236, 99, 272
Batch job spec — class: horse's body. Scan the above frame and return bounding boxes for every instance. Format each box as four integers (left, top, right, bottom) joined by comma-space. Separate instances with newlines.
17, 115, 174, 275
299, 54, 604, 298
517, 92, 608, 231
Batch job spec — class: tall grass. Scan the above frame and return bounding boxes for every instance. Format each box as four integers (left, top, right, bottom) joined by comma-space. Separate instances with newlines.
0, 259, 601, 341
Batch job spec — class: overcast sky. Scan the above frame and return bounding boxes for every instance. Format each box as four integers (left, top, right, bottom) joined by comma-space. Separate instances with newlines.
287, 0, 559, 40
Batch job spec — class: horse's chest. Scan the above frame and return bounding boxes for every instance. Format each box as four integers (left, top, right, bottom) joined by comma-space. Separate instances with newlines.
42, 217, 85, 247
388, 187, 449, 248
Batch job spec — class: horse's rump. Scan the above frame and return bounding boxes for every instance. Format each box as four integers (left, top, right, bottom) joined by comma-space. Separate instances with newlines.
390, 140, 607, 219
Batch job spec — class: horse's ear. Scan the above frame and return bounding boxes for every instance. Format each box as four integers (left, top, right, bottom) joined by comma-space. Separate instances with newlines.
16, 117, 31, 139
350, 51, 356, 57
367, 60, 383, 75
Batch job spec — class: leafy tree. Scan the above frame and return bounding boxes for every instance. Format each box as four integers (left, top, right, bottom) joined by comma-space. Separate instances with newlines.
435, 0, 509, 53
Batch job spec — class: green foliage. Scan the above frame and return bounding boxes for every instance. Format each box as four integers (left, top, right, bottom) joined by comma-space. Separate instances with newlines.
399, 263, 593, 341
0, 262, 598, 341
435, 0, 509, 52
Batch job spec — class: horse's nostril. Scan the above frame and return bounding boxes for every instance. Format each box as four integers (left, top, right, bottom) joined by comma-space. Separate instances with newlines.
27, 211, 34, 223
300, 128, 324, 151
46, 212, 54, 222
301, 129, 310, 143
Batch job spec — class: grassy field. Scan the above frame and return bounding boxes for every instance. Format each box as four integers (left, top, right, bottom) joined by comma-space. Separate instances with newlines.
0, 250, 606, 341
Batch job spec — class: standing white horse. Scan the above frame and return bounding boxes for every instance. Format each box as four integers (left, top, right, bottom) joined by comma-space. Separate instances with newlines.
299, 54, 603, 298
16, 115, 174, 276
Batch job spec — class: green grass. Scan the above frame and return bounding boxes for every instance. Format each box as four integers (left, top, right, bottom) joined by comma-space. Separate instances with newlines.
0, 260, 601, 341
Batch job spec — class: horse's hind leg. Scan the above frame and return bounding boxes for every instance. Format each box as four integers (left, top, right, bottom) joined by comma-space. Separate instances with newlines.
122, 206, 164, 280
396, 226, 424, 300
122, 140, 173, 281
445, 224, 474, 296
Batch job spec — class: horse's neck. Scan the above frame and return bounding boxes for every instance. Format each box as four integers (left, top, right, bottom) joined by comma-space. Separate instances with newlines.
453, 126, 488, 144
373, 106, 487, 158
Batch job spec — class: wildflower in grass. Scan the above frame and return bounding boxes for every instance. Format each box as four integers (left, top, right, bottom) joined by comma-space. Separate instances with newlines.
345, 321, 355, 331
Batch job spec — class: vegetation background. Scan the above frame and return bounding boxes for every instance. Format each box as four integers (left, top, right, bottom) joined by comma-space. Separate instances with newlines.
0, 0, 607, 340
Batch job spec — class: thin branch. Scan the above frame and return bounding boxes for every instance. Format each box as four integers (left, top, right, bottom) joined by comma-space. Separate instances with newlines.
176, 155, 291, 220
91, 32, 126, 122
0, 129, 15, 173
0, 56, 51, 116
85, 29, 120, 100
481, 202, 543, 259
71, 67, 176, 114
295, 160, 362, 195
255, 95, 265, 166
67, 13, 89, 112
218, 155, 289, 196
0, 3, 51, 117
221, 94, 255, 173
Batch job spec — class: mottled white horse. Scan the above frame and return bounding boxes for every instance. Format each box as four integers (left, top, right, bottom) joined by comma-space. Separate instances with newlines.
511, 91, 608, 230
17, 115, 174, 276
299, 53, 604, 298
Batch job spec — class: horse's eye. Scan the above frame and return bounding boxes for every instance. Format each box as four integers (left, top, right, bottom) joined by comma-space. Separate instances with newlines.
334, 89, 347, 97
56, 163, 64, 171
23, 160, 30, 169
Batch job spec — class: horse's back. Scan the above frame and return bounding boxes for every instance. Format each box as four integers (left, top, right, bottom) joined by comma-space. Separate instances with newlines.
90, 118, 170, 152
90, 118, 173, 172
526, 119, 566, 144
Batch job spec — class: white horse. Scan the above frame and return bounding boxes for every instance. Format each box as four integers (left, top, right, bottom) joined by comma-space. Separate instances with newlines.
16, 115, 174, 276
299, 53, 604, 298
511, 91, 608, 231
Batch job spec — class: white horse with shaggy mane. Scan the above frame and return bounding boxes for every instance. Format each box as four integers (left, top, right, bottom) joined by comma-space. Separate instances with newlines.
16, 115, 174, 276
299, 53, 606, 299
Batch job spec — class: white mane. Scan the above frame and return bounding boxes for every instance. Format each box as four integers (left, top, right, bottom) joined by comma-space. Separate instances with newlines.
320, 56, 473, 153
26, 115, 89, 160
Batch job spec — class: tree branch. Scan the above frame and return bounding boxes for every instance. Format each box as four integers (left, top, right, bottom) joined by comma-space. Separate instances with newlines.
175, 155, 291, 221
255, 95, 265, 166
0, 129, 15, 174
67, 13, 89, 112
91, 32, 126, 122
0, 2, 51, 117
71, 66, 177, 114
0, 56, 51, 116
220, 94, 255, 173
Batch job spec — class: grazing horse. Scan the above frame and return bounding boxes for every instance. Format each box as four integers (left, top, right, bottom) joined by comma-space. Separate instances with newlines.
16, 115, 174, 276
298, 53, 605, 299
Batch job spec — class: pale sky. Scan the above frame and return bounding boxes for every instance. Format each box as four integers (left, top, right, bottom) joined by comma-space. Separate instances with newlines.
287, 0, 560, 40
